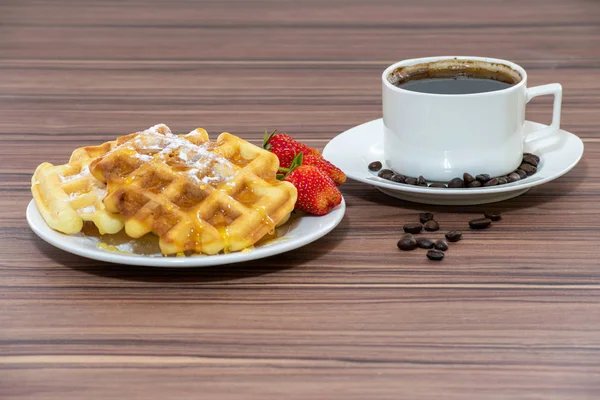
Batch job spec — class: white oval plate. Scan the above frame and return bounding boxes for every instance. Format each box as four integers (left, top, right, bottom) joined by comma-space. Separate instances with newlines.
323, 119, 583, 205
27, 198, 345, 267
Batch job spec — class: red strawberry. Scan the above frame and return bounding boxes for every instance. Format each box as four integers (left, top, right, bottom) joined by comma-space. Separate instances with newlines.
264, 129, 346, 186
280, 154, 342, 216
263, 130, 313, 165
302, 151, 346, 186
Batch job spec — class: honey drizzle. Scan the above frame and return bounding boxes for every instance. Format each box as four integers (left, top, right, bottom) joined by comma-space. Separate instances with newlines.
218, 227, 231, 254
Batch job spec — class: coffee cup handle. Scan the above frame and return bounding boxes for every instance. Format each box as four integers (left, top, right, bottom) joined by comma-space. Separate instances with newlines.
524, 83, 562, 144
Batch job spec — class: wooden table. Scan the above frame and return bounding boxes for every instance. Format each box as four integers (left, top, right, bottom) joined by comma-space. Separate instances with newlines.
2, 0, 599, 398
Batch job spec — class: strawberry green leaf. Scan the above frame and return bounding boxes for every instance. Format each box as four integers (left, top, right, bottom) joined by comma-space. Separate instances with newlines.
262, 128, 278, 150
289, 152, 303, 172
276, 152, 303, 180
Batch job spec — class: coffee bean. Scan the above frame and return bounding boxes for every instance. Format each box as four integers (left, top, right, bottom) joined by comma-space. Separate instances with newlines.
397, 234, 417, 251
484, 213, 502, 221
426, 249, 445, 261
424, 220, 440, 232
378, 169, 394, 179
434, 239, 449, 251
467, 180, 482, 188
419, 212, 434, 223
368, 161, 382, 171
522, 155, 539, 167
519, 163, 537, 176
445, 230, 463, 242
390, 174, 406, 183
476, 174, 491, 183
448, 178, 464, 188
497, 177, 508, 185
523, 153, 540, 163
507, 172, 521, 182
429, 183, 447, 188
516, 169, 528, 179
405, 177, 418, 185
416, 237, 435, 249
469, 217, 492, 229
417, 175, 428, 186
403, 223, 423, 234
483, 177, 499, 187
463, 173, 476, 184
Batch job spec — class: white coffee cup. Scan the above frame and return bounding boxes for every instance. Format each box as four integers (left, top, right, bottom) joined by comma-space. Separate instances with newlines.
382, 56, 562, 182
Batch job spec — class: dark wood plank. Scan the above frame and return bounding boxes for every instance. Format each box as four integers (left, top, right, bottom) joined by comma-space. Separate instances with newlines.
1, 0, 600, 399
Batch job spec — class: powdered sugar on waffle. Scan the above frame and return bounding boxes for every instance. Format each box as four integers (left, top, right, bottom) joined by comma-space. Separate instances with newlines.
136, 154, 154, 162
117, 124, 236, 186
60, 164, 90, 182
78, 205, 97, 214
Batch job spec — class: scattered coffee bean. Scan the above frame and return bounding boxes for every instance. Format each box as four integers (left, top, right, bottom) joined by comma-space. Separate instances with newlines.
405, 177, 418, 185
476, 174, 491, 183
448, 177, 464, 188
519, 163, 537, 176
416, 237, 435, 249
467, 180, 482, 188
368, 161, 383, 171
445, 230, 463, 242
403, 223, 423, 234
522, 155, 539, 167
426, 249, 445, 261
419, 212, 434, 223
497, 176, 508, 185
507, 172, 521, 183
390, 174, 406, 183
429, 183, 447, 188
378, 169, 394, 179
397, 234, 417, 251
424, 220, 440, 232
516, 169, 528, 179
469, 217, 492, 229
523, 153, 540, 163
417, 175, 428, 186
484, 213, 502, 221
463, 173, 476, 184
483, 177, 499, 187
434, 239, 449, 251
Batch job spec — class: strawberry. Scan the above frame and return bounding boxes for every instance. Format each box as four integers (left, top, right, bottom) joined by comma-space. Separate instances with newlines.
302, 151, 346, 186
263, 130, 314, 166
264, 129, 346, 186
280, 153, 342, 216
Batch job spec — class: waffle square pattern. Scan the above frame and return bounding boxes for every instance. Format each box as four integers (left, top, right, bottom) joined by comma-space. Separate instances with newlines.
31, 138, 127, 236
32, 124, 297, 256
91, 124, 297, 255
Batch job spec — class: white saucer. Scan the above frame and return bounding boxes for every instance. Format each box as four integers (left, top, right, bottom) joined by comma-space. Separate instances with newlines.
27, 198, 345, 267
323, 119, 583, 205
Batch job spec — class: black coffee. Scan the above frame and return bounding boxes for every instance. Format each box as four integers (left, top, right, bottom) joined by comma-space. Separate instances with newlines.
399, 77, 512, 94
388, 59, 521, 95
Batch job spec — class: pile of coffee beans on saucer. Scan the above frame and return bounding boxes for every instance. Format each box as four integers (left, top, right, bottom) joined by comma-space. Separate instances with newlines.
370, 153, 539, 188
396, 212, 504, 261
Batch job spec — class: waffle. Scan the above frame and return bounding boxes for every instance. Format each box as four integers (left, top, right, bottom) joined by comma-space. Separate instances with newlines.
90, 124, 297, 255
31, 139, 128, 235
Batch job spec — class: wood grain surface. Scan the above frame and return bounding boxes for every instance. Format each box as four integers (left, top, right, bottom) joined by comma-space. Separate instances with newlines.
1, 0, 600, 399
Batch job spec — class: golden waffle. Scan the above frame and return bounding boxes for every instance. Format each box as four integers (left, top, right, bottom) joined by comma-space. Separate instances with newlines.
31, 139, 127, 235
90, 124, 297, 255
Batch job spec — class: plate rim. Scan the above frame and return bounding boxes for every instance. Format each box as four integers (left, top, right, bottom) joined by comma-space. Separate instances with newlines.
323, 118, 584, 196
26, 198, 345, 267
